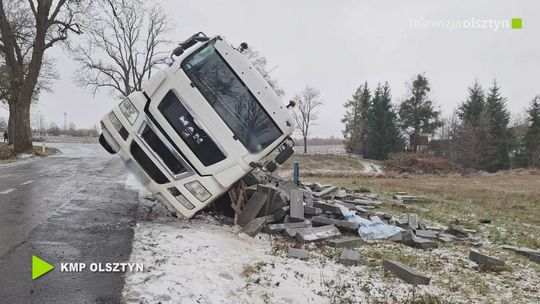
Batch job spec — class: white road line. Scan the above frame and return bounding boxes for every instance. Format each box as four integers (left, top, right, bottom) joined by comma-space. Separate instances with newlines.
21, 180, 34, 185
0, 188, 15, 194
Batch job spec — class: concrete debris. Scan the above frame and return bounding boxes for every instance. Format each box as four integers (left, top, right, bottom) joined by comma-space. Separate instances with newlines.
338, 249, 360, 266
242, 216, 274, 237
407, 213, 419, 230
469, 250, 505, 267
263, 221, 310, 234
303, 206, 323, 216
394, 195, 432, 204
311, 216, 358, 232
383, 260, 431, 285
328, 237, 364, 248
238, 192, 268, 226
289, 189, 305, 222
287, 248, 310, 259
415, 230, 438, 239
312, 185, 338, 198
502, 245, 540, 264
233, 180, 492, 268
295, 225, 341, 242
312, 201, 342, 214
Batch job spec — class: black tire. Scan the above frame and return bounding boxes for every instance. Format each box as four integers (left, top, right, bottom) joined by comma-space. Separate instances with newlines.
99, 134, 116, 154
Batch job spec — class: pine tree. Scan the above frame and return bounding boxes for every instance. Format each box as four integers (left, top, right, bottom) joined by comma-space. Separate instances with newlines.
454, 81, 487, 168
458, 81, 485, 127
342, 82, 371, 154
398, 74, 442, 151
364, 83, 403, 160
481, 80, 511, 171
524, 96, 540, 167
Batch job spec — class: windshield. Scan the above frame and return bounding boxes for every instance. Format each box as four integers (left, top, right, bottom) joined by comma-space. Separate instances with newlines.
181, 40, 282, 153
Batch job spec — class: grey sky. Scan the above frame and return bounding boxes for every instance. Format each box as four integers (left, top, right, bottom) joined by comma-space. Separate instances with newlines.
2, 0, 538, 137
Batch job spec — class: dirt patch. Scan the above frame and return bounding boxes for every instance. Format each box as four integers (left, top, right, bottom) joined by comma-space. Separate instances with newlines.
384, 152, 460, 175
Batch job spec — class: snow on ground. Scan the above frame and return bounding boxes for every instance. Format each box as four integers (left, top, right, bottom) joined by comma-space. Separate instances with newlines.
360, 161, 384, 175
121, 216, 445, 304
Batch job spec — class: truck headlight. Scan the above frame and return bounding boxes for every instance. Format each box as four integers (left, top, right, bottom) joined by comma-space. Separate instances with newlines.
108, 112, 123, 131
184, 181, 211, 202
168, 187, 195, 210
119, 98, 139, 125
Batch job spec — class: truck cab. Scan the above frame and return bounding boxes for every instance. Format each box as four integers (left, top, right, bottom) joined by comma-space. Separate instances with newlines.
99, 33, 295, 218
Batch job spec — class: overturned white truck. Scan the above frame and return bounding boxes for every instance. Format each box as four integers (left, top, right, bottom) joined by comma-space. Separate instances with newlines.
99, 33, 295, 218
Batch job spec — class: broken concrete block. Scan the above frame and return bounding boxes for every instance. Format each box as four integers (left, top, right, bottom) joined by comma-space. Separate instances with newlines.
349, 198, 383, 207
446, 226, 470, 239
514, 247, 540, 257
415, 230, 437, 239
383, 260, 431, 285
304, 206, 323, 216
437, 233, 454, 243
312, 201, 342, 214
272, 205, 289, 222
238, 192, 268, 226
529, 253, 540, 264
295, 225, 341, 242
394, 195, 432, 204
242, 217, 268, 237
328, 237, 364, 248
387, 232, 403, 243
285, 227, 311, 238
407, 213, 419, 230
263, 221, 310, 234
393, 192, 408, 198
289, 189, 305, 222
413, 237, 438, 250
334, 189, 347, 199
469, 250, 505, 266
313, 185, 338, 198
311, 216, 358, 232
338, 249, 359, 266
287, 248, 309, 259
401, 229, 415, 246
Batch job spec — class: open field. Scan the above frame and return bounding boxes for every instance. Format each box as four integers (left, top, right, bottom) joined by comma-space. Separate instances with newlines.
277, 154, 540, 303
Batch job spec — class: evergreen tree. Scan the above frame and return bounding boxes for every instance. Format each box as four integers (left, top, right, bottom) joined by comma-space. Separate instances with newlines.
457, 81, 485, 127
364, 83, 403, 160
454, 81, 487, 168
342, 82, 371, 154
481, 80, 511, 171
524, 96, 540, 167
398, 74, 442, 151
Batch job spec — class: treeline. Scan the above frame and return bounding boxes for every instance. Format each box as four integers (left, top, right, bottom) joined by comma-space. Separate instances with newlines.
342, 74, 540, 171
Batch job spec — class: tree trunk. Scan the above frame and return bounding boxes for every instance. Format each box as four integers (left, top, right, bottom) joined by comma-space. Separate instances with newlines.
303, 136, 307, 154
12, 100, 32, 153
7, 108, 14, 144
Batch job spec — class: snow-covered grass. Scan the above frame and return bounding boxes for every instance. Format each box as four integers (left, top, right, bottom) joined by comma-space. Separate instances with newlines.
122, 172, 540, 304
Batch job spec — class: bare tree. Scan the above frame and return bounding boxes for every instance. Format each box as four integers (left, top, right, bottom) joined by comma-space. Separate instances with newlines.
0, 0, 84, 152
31, 109, 46, 135
71, 0, 171, 97
292, 86, 324, 153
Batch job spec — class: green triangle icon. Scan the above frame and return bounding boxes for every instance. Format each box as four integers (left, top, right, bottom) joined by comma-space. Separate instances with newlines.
32, 255, 54, 280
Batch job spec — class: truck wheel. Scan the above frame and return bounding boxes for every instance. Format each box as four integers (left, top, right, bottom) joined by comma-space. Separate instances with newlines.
99, 134, 116, 154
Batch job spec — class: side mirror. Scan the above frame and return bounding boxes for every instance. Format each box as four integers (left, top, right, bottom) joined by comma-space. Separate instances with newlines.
172, 46, 184, 57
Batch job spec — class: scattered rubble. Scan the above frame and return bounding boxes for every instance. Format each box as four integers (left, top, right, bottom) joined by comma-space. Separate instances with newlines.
327, 236, 364, 248
469, 250, 505, 267
383, 260, 431, 285
287, 248, 310, 259
502, 245, 540, 264
338, 249, 360, 266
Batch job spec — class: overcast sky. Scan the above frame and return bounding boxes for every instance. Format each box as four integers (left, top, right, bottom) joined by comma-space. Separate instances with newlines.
2, 0, 538, 138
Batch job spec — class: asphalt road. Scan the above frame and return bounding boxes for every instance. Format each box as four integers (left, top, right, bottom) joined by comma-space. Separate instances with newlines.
0, 143, 140, 304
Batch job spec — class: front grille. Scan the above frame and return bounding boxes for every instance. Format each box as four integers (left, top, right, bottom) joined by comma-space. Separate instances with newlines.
140, 125, 187, 175
130, 141, 168, 184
